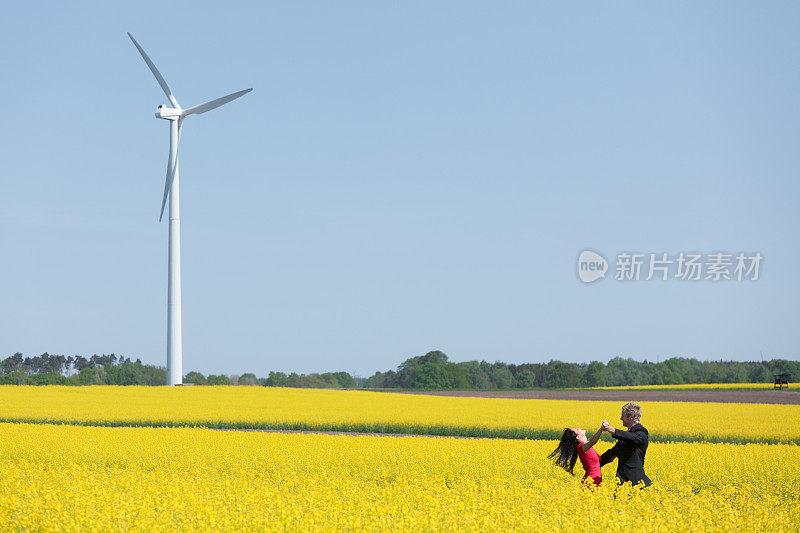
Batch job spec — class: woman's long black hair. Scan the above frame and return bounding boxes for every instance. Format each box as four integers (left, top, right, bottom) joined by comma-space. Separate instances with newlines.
548, 428, 579, 475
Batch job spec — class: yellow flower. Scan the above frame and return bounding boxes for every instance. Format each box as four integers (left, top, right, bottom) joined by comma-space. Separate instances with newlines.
0, 422, 798, 531
0, 385, 796, 443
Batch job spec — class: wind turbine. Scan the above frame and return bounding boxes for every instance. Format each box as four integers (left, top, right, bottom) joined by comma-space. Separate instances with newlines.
127, 32, 252, 385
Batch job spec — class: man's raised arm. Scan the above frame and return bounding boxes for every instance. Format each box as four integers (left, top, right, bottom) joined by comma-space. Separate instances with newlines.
612, 426, 649, 445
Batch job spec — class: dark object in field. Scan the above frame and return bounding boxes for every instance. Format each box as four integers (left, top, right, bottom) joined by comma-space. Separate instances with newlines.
774, 373, 791, 390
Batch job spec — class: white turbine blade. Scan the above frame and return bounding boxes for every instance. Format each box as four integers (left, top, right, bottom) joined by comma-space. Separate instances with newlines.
128, 32, 180, 108
159, 120, 181, 221
181, 88, 252, 117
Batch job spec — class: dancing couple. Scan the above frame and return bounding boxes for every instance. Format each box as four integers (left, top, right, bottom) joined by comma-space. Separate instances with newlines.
548, 401, 651, 487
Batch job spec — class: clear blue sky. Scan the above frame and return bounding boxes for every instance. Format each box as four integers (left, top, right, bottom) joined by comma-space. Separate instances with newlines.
1, 2, 798, 376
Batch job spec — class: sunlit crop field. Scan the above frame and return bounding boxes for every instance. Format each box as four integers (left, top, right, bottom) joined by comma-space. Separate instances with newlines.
0, 386, 798, 443
587, 383, 776, 390
0, 423, 797, 532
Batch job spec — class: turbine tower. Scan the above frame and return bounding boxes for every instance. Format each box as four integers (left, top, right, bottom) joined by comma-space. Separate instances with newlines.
128, 32, 252, 385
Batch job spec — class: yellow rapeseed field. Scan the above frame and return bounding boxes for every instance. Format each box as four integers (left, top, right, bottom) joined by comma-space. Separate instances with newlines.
0, 386, 797, 443
0, 423, 797, 531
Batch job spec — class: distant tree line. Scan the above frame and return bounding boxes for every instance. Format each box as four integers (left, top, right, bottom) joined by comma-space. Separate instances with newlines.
0, 353, 165, 385
184, 370, 358, 388
363, 350, 799, 390
0, 352, 360, 388
2, 350, 797, 389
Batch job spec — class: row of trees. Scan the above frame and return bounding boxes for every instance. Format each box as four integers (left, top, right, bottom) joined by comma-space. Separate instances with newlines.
183, 370, 358, 388
1, 351, 796, 389
0, 353, 359, 388
363, 351, 799, 390
0, 353, 166, 386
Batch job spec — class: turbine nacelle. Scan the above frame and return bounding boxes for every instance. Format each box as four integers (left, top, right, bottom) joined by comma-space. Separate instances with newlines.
155, 104, 182, 120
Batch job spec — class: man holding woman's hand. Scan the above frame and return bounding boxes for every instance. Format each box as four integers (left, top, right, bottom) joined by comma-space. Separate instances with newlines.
599, 402, 652, 487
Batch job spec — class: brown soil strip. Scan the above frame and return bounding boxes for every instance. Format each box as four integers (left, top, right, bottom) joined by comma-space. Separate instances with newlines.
393, 389, 800, 404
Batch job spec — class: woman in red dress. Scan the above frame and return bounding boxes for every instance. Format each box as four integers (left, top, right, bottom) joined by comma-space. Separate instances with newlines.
548, 425, 604, 486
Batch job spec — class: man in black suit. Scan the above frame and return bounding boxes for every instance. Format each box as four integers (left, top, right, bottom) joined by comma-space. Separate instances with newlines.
599, 402, 652, 487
